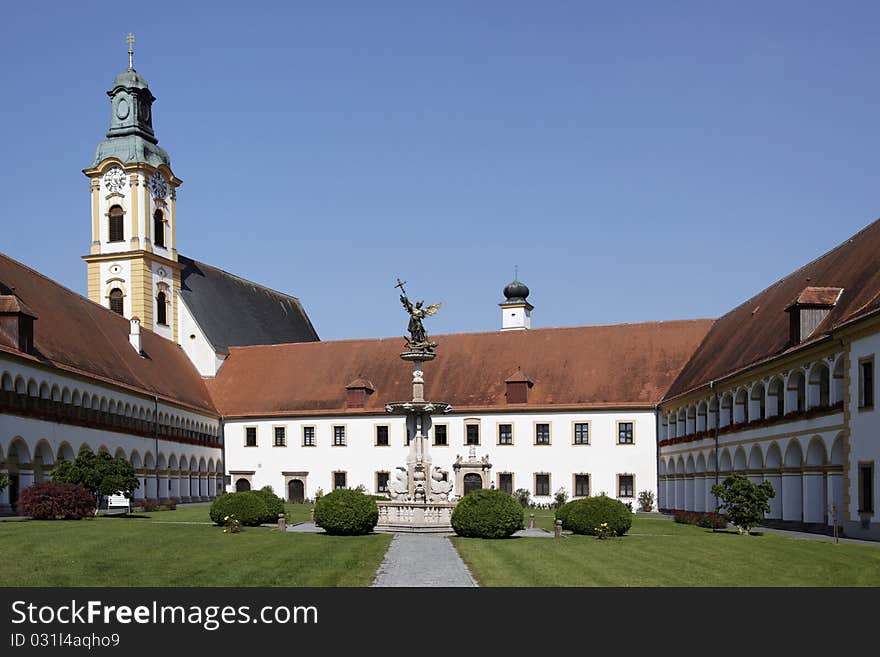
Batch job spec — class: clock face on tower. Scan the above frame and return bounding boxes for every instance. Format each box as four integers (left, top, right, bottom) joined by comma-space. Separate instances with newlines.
148, 172, 169, 200
102, 167, 126, 194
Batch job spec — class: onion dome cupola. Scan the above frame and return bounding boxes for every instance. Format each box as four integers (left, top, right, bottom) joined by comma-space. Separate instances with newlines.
499, 271, 533, 331
503, 279, 531, 304
91, 37, 170, 168
82, 34, 182, 346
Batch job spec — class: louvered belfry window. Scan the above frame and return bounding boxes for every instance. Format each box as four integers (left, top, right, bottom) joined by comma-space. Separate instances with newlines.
153, 210, 165, 247
109, 288, 124, 315
108, 205, 124, 242
156, 291, 167, 325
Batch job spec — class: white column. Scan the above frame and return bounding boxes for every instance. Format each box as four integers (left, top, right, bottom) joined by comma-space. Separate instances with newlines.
18, 470, 35, 491
170, 473, 180, 500
765, 473, 783, 519
782, 472, 803, 522
159, 473, 169, 501
802, 472, 826, 524
827, 471, 844, 527
0, 479, 11, 514
694, 476, 706, 512
145, 475, 156, 500
684, 476, 694, 511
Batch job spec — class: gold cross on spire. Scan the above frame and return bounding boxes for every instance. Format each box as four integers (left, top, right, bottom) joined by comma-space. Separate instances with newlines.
126, 32, 135, 70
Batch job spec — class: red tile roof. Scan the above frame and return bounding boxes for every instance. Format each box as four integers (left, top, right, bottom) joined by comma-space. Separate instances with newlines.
665, 218, 880, 400
206, 320, 714, 417
0, 253, 217, 414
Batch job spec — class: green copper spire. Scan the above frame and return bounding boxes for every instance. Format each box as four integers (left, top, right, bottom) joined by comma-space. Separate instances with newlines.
91, 34, 170, 168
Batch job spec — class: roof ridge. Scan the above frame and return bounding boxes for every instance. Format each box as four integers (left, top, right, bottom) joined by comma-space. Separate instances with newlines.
225, 317, 717, 351
180, 254, 303, 303
708, 216, 880, 322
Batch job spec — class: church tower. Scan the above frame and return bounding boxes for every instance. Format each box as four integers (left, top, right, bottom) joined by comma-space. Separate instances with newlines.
499, 275, 533, 330
82, 35, 182, 343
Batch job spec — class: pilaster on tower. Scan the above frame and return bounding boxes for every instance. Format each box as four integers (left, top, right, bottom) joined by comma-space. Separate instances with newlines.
82, 36, 182, 344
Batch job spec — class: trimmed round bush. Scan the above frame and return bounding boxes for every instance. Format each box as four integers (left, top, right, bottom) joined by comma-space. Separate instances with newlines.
565, 496, 632, 536
18, 482, 96, 519
555, 501, 573, 530
451, 489, 524, 539
314, 488, 378, 535
255, 487, 285, 523
210, 491, 270, 527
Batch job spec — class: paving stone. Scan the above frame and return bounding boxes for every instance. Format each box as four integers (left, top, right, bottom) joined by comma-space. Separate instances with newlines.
372, 533, 478, 587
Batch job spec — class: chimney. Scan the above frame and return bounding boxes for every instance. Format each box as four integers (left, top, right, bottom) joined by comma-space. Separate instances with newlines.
0, 294, 37, 354
129, 317, 142, 354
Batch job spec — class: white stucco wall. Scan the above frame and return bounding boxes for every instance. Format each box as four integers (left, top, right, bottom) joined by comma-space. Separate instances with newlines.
848, 330, 880, 533
178, 296, 221, 377
223, 409, 657, 506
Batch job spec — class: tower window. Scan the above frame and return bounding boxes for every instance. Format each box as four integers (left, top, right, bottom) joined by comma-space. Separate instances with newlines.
156, 291, 167, 325
153, 209, 165, 247
109, 288, 124, 315
108, 205, 124, 242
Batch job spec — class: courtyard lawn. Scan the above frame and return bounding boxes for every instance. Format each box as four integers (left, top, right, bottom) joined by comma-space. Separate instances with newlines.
0, 513, 390, 587
136, 502, 314, 525
453, 516, 880, 586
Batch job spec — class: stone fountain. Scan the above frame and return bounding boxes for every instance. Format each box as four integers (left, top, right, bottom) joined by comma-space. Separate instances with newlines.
375, 280, 456, 533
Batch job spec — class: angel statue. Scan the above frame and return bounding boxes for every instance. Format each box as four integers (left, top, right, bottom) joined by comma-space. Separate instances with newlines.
396, 278, 441, 352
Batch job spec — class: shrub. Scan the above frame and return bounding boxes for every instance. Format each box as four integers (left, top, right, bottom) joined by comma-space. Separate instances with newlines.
451, 489, 524, 539
141, 499, 159, 512
314, 488, 378, 535
697, 512, 728, 529
514, 488, 531, 508
711, 474, 775, 535
17, 482, 96, 519
256, 486, 285, 523
555, 501, 573, 530
210, 491, 269, 527
51, 447, 139, 509
565, 495, 632, 536
637, 490, 655, 512
672, 510, 728, 529
554, 487, 568, 509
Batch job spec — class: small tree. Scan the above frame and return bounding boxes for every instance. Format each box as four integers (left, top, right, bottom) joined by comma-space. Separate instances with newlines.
0, 472, 9, 494
710, 474, 775, 535
637, 490, 655, 512
514, 488, 531, 508
51, 447, 140, 513
554, 487, 568, 509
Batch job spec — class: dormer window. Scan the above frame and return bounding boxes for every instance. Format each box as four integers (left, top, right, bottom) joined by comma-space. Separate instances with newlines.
785, 286, 843, 345
108, 205, 124, 242
153, 209, 165, 247
345, 377, 374, 408
505, 368, 533, 404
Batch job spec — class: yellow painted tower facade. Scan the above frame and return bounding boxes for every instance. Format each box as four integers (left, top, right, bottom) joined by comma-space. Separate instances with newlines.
82, 40, 182, 342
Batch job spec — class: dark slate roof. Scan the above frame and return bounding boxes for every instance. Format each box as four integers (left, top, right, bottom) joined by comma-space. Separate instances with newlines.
178, 255, 319, 351
0, 253, 216, 414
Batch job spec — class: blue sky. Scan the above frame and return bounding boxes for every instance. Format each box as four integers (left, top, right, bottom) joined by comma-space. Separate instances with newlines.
2, 2, 880, 341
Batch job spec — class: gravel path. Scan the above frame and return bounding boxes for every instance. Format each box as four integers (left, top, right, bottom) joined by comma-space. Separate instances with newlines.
372, 533, 478, 587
